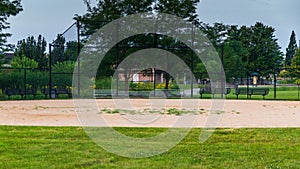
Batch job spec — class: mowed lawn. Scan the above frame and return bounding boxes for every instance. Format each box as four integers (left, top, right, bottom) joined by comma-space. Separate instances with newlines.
0, 126, 300, 169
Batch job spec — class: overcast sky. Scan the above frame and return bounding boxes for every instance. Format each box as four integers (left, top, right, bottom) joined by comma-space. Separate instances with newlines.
7, 0, 300, 53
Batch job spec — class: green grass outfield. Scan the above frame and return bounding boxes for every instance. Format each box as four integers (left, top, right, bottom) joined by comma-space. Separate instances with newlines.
1, 126, 299, 168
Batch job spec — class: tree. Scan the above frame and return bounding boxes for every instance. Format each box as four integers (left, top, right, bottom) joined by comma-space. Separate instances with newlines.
78, 0, 200, 46
78, 0, 201, 89
199, 23, 249, 82
64, 41, 83, 62
199, 22, 229, 48
52, 61, 75, 73
289, 48, 300, 79
0, 0, 23, 52
247, 22, 283, 76
51, 35, 82, 64
51, 34, 66, 64
52, 61, 75, 88
155, 0, 200, 25
10, 55, 38, 69
200, 22, 283, 83
78, 0, 154, 37
15, 35, 47, 69
285, 30, 297, 67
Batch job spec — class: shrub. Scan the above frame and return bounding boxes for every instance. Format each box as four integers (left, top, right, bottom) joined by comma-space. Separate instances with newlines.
156, 83, 179, 90
130, 82, 154, 91
95, 77, 112, 89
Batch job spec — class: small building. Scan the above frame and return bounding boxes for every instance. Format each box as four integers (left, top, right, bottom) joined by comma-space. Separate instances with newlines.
133, 68, 164, 83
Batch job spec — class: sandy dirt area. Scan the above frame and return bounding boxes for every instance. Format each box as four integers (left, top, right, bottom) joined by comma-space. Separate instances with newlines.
0, 99, 299, 128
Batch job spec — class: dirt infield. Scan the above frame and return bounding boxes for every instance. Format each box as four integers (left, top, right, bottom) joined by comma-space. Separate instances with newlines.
0, 99, 299, 128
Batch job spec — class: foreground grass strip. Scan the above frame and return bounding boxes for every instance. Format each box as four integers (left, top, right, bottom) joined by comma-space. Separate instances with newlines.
0, 126, 299, 168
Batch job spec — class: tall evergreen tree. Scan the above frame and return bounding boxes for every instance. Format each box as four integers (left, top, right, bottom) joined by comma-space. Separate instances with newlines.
285, 30, 297, 67
0, 0, 23, 52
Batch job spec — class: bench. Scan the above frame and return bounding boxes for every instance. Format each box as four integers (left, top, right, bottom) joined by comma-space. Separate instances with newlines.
93, 89, 181, 99
129, 91, 142, 97
93, 89, 113, 98
235, 88, 269, 99
130, 90, 181, 98
93, 89, 148, 98
4, 88, 37, 99
42, 88, 72, 98
160, 89, 181, 98
42, 88, 49, 98
199, 88, 231, 98
55, 88, 72, 98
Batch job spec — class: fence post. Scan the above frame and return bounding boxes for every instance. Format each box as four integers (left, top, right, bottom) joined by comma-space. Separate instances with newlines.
49, 44, 53, 99
24, 68, 26, 100
274, 69, 277, 100
297, 81, 300, 100
77, 20, 81, 98
191, 25, 195, 98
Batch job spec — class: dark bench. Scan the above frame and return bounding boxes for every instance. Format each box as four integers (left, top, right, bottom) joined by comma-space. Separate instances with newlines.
199, 88, 231, 98
130, 90, 181, 98
42, 88, 72, 98
55, 88, 72, 98
93, 89, 148, 98
235, 88, 269, 99
93, 89, 113, 98
93, 89, 181, 99
4, 88, 37, 99
42, 88, 50, 98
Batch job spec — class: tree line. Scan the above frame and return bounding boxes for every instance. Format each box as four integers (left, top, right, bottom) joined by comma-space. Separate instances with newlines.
0, 0, 299, 87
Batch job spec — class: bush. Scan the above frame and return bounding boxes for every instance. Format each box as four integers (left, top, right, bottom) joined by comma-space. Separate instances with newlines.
95, 77, 112, 89
130, 82, 154, 91
0, 69, 49, 91
278, 79, 296, 84
0, 70, 24, 89
156, 83, 179, 90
